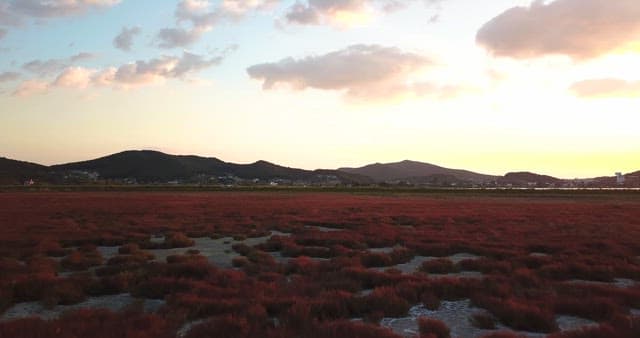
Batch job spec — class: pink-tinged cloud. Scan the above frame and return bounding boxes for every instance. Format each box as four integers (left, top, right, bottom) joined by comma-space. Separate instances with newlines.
22, 53, 96, 76
220, 0, 280, 18
0, 71, 20, 82
477, 0, 640, 59
571, 78, 640, 98
157, 0, 278, 48
284, 0, 441, 26
11, 51, 227, 96
246, 44, 453, 101
53, 67, 95, 89
12, 80, 49, 97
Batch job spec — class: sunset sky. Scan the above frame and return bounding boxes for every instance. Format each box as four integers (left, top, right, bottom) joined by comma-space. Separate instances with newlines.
1, 0, 639, 178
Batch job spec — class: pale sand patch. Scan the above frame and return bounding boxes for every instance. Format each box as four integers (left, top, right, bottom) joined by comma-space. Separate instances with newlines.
304, 225, 345, 232
381, 300, 599, 338
372, 253, 482, 274
1, 294, 165, 322
565, 278, 638, 289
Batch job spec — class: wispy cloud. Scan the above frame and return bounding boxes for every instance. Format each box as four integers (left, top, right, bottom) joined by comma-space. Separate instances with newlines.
0, 71, 20, 82
113, 26, 141, 52
477, 0, 640, 59
22, 53, 96, 76
11, 50, 230, 96
156, 0, 279, 49
12, 79, 49, 97
9, 0, 121, 18
283, 0, 443, 27
571, 78, 640, 98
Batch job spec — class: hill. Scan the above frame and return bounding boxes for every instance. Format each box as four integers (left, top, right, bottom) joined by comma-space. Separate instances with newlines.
52, 150, 372, 184
338, 160, 498, 184
498, 172, 564, 187
0, 157, 51, 184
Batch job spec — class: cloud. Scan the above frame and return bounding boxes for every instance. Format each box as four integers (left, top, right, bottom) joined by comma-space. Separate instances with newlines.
113, 51, 224, 86
570, 78, 640, 98
113, 26, 141, 51
0, 3, 21, 26
9, 0, 121, 18
0, 71, 20, 82
53, 67, 94, 89
247, 44, 438, 100
0, 28, 6, 39
219, 0, 280, 19
69, 52, 96, 62
156, 27, 208, 49
283, 0, 441, 27
477, 0, 640, 59
12, 79, 49, 97
11, 50, 228, 96
156, 0, 279, 48
0, 0, 119, 38
22, 53, 96, 76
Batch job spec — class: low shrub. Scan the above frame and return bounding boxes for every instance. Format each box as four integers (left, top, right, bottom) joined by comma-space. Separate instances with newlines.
418, 317, 450, 338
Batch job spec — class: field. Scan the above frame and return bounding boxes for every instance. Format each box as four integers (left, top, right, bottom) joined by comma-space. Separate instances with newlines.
1, 191, 639, 338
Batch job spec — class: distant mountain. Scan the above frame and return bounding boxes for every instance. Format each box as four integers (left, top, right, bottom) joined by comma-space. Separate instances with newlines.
0, 157, 50, 184
51, 150, 372, 184
498, 172, 563, 187
339, 160, 498, 184
1, 151, 638, 187
52, 151, 229, 182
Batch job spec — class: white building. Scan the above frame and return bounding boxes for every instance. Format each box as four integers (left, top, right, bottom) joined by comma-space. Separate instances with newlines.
616, 172, 625, 185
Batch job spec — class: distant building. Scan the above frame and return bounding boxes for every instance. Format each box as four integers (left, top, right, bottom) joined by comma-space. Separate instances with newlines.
616, 172, 625, 185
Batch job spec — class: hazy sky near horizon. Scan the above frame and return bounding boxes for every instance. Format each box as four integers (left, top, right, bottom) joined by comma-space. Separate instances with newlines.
1, 0, 639, 178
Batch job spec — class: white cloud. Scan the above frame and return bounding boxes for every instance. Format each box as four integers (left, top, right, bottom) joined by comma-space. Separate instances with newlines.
477, 0, 640, 59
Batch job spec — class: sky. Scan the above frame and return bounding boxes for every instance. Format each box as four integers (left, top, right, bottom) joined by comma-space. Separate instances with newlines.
0, 0, 639, 178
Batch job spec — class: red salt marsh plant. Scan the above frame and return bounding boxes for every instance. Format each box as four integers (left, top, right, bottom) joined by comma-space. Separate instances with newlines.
0, 308, 176, 338
420, 258, 457, 274
472, 296, 557, 333
418, 317, 451, 338
1, 192, 640, 337
60, 249, 103, 271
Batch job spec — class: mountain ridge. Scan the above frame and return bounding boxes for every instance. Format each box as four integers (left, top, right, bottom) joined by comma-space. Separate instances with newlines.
339, 159, 498, 184
0, 150, 637, 187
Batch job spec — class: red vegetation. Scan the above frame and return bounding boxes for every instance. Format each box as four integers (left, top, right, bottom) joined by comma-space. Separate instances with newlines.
0, 308, 176, 338
418, 317, 451, 338
0, 191, 639, 337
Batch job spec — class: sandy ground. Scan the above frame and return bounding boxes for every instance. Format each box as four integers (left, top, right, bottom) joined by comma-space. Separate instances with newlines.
372, 253, 482, 274
1, 294, 165, 322
565, 278, 638, 289
381, 300, 598, 338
